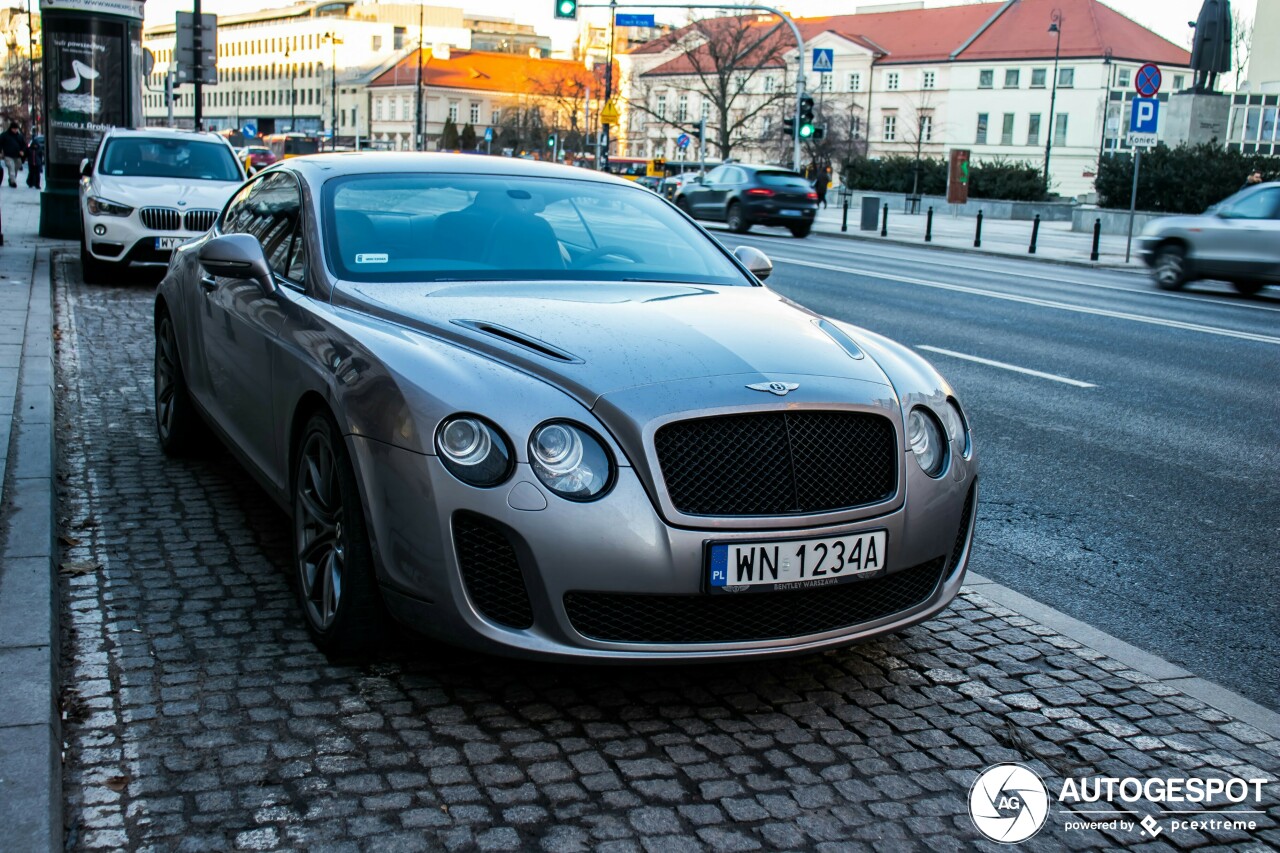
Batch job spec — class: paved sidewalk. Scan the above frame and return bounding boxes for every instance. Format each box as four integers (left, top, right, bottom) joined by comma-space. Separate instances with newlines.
0, 183, 75, 853
811, 199, 1146, 269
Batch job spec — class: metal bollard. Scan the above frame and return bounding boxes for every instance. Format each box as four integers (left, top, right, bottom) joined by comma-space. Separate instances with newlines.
881, 203, 888, 237
1090, 218, 1101, 261
974, 211, 983, 248
925, 207, 933, 242
1028, 214, 1040, 254
842, 193, 849, 233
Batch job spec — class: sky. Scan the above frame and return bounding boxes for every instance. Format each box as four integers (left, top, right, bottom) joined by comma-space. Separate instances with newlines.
142, 0, 1260, 56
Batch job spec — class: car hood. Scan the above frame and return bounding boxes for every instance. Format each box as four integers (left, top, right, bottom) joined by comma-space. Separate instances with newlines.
334, 281, 894, 405
89, 175, 241, 209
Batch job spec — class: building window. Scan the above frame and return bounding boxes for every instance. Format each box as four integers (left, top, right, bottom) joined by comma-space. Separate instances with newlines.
883, 113, 896, 141
1058, 67, 1074, 87
764, 75, 776, 93
922, 70, 935, 89
448, 101, 459, 122
1031, 68, 1047, 88
848, 72, 861, 92
392, 98, 400, 121
819, 74, 833, 92
677, 92, 688, 121
470, 101, 480, 124
735, 73, 748, 92
976, 112, 989, 144
979, 69, 994, 88
1172, 74, 1186, 90
886, 71, 899, 90
491, 108, 501, 124
1004, 69, 1020, 88
656, 93, 666, 120
761, 115, 772, 135
372, 35, 382, 51
851, 115, 861, 137
700, 100, 710, 121
920, 114, 933, 142
1117, 68, 1131, 87
1054, 113, 1068, 144
1001, 113, 1015, 144
401, 96, 410, 120
1027, 113, 1041, 145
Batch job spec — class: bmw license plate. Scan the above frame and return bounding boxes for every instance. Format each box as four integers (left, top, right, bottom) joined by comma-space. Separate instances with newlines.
707, 530, 887, 593
155, 236, 184, 250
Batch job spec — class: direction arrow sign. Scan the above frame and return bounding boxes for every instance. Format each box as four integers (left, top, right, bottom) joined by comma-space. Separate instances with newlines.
1135, 63, 1162, 97
812, 48, 833, 73
484, 126, 493, 142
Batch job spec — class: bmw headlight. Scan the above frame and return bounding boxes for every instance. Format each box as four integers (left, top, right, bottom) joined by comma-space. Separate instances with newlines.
86, 196, 134, 217
907, 407, 948, 478
529, 422, 613, 501
435, 416, 513, 487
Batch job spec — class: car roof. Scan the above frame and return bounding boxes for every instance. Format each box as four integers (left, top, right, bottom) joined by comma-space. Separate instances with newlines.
282, 152, 640, 188
102, 126, 230, 143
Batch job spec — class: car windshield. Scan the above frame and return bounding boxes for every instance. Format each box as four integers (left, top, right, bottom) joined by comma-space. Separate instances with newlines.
757, 171, 811, 188
101, 137, 241, 181
323, 173, 752, 285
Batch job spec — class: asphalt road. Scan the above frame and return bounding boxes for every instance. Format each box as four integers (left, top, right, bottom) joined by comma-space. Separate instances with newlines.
714, 226, 1280, 710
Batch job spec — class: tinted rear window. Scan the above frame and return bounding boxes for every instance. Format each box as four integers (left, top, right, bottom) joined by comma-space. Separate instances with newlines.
757, 171, 812, 189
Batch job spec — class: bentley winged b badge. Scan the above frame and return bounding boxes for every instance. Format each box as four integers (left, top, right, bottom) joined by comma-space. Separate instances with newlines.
747, 381, 800, 396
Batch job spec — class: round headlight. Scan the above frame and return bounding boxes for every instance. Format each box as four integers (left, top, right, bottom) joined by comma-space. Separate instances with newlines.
435, 416, 512, 487
529, 422, 613, 501
908, 407, 947, 478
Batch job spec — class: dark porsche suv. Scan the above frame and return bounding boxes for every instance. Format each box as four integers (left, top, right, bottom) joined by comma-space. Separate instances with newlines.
674, 163, 818, 237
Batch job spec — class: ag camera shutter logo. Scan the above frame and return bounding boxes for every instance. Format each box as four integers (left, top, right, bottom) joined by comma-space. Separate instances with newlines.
969, 763, 1050, 843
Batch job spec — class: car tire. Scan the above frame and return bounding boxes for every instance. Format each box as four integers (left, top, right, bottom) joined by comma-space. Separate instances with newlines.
1230, 280, 1264, 296
154, 309, 211, 457
293, 411, 384, 656
727, 202, 750, 234
676, 197, 693, 217
80, 237, 119, 285
1152, 243, 1190, 291
789, 223, 812, 238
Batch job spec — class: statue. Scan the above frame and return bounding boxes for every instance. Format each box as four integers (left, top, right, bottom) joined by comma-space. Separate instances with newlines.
1189, 0, 1232, 93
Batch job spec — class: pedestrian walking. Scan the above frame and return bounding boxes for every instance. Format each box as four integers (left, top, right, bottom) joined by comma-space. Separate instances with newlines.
814, 166, 829, 209
0, 121, 27, 188
26, 134, 43, 189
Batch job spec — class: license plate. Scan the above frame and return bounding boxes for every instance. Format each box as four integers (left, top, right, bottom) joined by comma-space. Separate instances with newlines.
781, 209, 802, 216
707, 530, 888, 593
155, 236, 185, 250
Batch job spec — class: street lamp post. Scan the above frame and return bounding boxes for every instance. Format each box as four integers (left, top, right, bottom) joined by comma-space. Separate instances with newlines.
284, 48, 295, 131
1095, 48, 1112, 173
325, 32, 341, 150
1043, 11, 1063, 193
26, 0, 37, 138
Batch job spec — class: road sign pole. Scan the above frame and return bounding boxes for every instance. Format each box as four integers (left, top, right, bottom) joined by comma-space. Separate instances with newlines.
193, 0, 202, 130
1126, 148, 1141, 263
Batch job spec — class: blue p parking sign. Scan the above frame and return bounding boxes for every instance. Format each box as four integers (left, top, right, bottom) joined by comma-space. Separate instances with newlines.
1130, 98, 1159, 134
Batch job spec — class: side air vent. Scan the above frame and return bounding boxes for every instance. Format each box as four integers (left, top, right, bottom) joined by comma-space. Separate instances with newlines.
453, 319, 583, 364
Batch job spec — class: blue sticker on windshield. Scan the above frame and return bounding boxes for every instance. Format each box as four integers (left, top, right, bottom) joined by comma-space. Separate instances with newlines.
355, 253, 388, 264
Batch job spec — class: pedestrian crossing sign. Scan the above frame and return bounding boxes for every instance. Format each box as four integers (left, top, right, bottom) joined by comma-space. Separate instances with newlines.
812, 49, 833, 73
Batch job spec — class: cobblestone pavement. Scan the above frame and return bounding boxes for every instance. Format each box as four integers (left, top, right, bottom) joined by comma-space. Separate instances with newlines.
55, 256, 1280, 852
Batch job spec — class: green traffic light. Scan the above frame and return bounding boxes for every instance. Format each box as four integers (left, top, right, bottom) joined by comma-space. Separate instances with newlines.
555, 0, 577, 18
799, 123, 815, 139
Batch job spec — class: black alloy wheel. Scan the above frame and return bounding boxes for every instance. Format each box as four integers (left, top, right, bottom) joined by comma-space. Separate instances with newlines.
1153, 244, 1189, 291
293, 412, 382, 654
1231, 280, 1264, 296
154, 310, 209, 456
727, 202, 750, 234
789, 223, 812, 238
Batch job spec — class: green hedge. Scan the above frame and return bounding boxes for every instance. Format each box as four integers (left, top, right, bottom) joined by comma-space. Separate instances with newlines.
842, 156, 1046, 201
1096, 143, 1280, 213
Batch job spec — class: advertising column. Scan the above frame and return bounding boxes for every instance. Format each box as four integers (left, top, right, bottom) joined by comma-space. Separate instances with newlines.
38, 0, 144, 238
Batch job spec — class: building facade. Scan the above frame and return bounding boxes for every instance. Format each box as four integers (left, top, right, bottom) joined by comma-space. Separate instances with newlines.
619, 0, 1191, 198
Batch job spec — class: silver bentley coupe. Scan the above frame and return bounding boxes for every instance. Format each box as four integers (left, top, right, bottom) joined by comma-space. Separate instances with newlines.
154, 154, 977, 661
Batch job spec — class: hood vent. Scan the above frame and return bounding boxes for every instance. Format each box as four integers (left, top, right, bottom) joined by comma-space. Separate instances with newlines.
453, 319, 584, 364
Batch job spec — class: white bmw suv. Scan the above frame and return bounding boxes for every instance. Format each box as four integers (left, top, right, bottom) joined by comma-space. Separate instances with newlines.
79, 127, 246, 283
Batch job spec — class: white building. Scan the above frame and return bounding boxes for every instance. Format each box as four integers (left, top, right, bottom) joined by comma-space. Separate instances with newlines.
621, 0, 1192, 198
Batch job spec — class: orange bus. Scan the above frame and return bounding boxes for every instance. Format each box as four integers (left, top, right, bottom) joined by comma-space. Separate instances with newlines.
263, 133, 320, 159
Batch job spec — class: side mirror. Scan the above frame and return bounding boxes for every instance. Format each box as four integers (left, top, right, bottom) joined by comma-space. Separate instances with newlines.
734, 245, 773, 281
198, 234, 274, 292
79, 158, 92, 177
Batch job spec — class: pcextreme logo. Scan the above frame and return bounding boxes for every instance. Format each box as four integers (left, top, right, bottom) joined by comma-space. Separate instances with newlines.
968, 764, 1272, 844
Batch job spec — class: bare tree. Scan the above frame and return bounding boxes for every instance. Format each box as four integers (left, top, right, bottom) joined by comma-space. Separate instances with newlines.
626, 13, 794, 161
1232, 8, 1252, 90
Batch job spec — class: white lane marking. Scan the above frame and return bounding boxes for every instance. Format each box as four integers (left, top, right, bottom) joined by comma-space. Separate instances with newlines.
917, 345, 1098, 388
769, 255, 1280, 346
760, 236, 1280, 315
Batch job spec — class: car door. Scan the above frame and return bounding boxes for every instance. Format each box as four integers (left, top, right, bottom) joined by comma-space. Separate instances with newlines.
1217, 187, 1280, 280
709, 167, 745, 220
199, 171, 300, 482
687, 165, 728, 217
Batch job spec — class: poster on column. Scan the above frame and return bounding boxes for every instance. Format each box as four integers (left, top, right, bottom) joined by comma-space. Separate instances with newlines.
44, 19, 125, 167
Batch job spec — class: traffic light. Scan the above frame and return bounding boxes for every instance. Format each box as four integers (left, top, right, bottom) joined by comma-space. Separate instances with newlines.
813, 125, 826, 140
547, 132, 558, 148
782, 118, 796, 137
554, 0, 578, 19
798, 95, 815, 139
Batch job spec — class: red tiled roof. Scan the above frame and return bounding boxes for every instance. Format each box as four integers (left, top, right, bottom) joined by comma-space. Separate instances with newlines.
955, 0, 1190, 65
640, 16, 792, 77
632, 0, 1190, 71
370, 49, 597, 93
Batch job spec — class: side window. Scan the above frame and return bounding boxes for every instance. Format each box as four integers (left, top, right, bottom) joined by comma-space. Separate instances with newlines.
1223, 188, 1280, 220
704, 166, 727, 184
223, 172, 306, 283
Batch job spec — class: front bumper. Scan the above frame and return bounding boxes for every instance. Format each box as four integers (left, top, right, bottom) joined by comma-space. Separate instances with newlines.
81, 207, 202, 266
742, 200, 817, 227
349, 435, 977, 662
